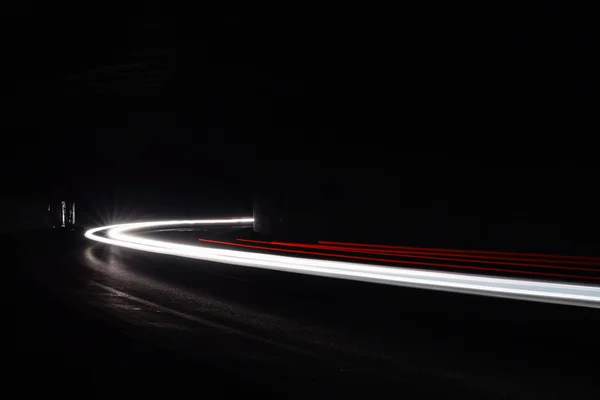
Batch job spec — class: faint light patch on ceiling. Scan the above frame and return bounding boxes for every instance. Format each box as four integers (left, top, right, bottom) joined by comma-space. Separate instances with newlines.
61, 53, 176, 95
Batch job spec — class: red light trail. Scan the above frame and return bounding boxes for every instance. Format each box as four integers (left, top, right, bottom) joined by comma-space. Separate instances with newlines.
236, 239, 600, 272
318, 240, 600, 262
198, 238, 600, 281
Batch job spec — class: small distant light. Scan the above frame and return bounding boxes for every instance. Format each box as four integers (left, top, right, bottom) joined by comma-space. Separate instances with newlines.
61, 201, 66, 228
52, 225, 55, 228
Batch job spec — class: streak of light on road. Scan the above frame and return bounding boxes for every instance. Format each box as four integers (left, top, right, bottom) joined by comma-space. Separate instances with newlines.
236, 239, 600, 271
240, 239, 599, 266
85, 218, 600, 308
200, 239, 600, 281
319, 241, 600, 261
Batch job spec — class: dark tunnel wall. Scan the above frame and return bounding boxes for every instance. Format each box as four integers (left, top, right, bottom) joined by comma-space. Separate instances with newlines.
253, 164, 600, 254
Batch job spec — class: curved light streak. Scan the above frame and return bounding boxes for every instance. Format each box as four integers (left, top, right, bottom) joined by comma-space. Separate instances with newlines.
85, 218, 600, 309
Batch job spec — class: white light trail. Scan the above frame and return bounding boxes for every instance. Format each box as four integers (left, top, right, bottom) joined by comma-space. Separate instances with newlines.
85, 219, 600, 308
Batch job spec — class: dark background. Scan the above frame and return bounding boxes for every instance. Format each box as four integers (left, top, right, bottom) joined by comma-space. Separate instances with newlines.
2, 2, 599, 238
4, 5, 600, 399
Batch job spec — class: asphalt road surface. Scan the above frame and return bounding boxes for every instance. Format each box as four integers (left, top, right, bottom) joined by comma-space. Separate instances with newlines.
11, 227, 600, 399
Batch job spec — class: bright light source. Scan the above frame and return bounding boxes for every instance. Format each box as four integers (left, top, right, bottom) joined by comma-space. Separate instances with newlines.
61, 201, 66, 228
85, 218, 600, 309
